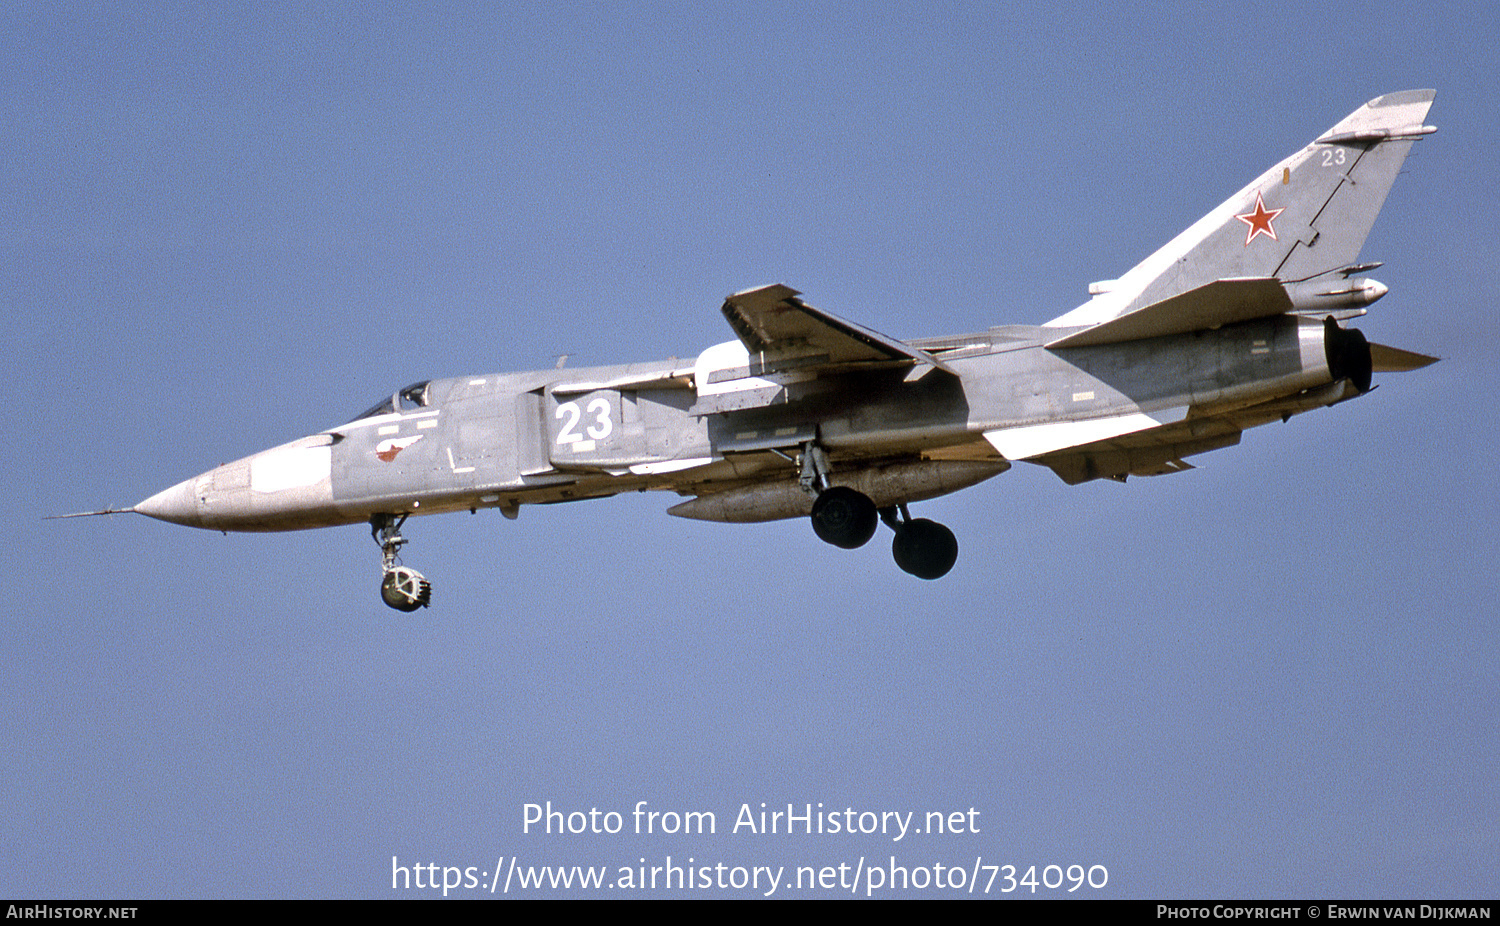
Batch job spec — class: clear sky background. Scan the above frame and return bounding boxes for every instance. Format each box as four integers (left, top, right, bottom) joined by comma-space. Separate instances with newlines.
6, 1, 1497, 899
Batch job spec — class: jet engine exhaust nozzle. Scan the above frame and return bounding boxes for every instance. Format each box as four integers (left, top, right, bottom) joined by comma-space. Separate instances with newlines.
1324, 317, 1373, 394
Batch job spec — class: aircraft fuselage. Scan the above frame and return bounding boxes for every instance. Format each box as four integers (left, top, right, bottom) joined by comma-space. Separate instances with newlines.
137, 312, 1337, 534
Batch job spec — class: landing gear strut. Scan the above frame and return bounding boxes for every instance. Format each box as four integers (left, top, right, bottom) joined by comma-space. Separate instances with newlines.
371, 513, 431, 611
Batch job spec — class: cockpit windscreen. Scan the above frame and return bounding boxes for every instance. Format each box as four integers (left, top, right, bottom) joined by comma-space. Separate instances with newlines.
351, 381, 432, 422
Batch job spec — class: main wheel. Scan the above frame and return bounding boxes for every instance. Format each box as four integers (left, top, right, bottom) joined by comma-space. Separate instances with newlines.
892, 518, 958, 579
381, 567, 432, 611
810, 486, 879, 549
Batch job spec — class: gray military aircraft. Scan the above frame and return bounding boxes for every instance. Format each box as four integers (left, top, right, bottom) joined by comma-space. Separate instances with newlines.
67, 90, 1440, 610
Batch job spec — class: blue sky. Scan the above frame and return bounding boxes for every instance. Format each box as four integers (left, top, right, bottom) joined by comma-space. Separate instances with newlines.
6, 2, 1497, 898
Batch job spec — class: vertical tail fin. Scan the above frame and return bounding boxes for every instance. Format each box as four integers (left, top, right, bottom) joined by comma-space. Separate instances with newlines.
1048, 90, 1436, 330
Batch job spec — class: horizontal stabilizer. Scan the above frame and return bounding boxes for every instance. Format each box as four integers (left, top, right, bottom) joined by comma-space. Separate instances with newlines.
1369, 342, 1439, 372
984, 410, 1186, 460
1046, 278, 1292, 348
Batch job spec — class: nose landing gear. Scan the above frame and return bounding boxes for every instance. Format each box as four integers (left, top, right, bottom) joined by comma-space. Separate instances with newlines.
371, 513, 431, 611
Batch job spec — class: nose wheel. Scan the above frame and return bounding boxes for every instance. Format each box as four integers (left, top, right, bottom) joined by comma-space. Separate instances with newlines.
371, 513, 431, 611
381, 567, 432, 612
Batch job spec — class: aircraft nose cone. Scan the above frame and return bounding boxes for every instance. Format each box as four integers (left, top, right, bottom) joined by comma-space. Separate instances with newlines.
134, 476, 202, 527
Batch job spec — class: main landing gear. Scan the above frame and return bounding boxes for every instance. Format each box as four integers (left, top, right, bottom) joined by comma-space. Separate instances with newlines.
371, 513, 431, 611
810, 486, 879, 549
882, 505, 959, 580
800, 443, 959, 580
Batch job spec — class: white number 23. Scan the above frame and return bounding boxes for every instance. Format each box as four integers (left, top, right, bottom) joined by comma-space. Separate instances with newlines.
555, 398, 613, 445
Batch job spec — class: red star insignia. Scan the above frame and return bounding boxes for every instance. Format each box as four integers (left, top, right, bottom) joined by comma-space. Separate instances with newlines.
1234, 192, 1284, 245
375, 435, 422, 462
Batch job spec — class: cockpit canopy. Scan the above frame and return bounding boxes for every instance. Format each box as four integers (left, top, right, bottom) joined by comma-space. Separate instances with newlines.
351, 381, 432, 422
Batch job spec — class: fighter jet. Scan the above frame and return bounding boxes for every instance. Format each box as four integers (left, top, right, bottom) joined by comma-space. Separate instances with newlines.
68, 91, 1440, 610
